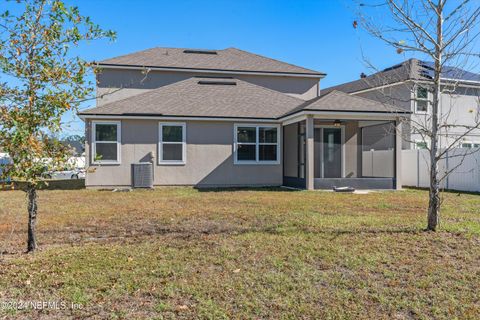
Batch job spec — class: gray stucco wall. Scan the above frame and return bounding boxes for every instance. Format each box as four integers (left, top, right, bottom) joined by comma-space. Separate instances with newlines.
85, 119, 283, 187
283, 123, 299, 177
96, 69, 320, 105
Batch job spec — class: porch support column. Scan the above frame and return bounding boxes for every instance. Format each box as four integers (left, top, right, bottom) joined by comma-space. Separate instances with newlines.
306, 115, 315, 190
395, 118, 402, 190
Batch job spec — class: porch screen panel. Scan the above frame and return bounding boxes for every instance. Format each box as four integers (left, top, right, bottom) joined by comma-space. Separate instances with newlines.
361, 122, 395, 178
283, 123, 300, 178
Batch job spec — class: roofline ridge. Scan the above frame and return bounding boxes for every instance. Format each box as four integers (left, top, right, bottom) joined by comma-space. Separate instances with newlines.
234, 77, 307, 103
281, 89, 402, 118
220, 47, 326, 76
97, 47, 161, 64
292, 89, 337, 111
98, 46, 226, 64
85, 77, 196, 112
327, 89, 400, 110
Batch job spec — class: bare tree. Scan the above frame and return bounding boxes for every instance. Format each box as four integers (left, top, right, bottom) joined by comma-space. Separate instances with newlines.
356, 0, 480, 231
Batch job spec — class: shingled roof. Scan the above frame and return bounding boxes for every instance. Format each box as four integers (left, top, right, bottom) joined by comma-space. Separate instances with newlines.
282, 90, 409, 118
80, 77, 305, 119
98, 47, 325, 76
323, 59, 480, 95
80, 79, 408, 120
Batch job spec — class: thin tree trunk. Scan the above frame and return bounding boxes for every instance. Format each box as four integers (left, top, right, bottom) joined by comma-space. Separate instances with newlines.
427, 160, 440, 230
27, 184, 38, 252
427, 0, 443, 231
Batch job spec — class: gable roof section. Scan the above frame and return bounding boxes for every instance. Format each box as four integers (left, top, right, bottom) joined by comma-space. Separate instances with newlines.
323, 59, 419, 94
98, 47, 325, 76
324, 59, 480, 94
282, 90, 408, 118
80, 77, 305, 119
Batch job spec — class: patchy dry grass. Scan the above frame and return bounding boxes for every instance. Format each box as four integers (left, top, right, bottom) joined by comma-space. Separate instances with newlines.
0, 187, 479, 319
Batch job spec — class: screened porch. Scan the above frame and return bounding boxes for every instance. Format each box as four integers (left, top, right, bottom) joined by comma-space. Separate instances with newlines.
282, 116, 402, 190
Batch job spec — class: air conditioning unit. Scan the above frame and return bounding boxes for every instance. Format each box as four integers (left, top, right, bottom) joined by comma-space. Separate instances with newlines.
132, 162, 153, 188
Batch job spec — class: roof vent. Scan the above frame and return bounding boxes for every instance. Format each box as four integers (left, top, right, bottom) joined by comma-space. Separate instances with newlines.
194, 75, 233, 79
360, 72, 367, 78
183, 49, 217, 55
198, 80, 236, 85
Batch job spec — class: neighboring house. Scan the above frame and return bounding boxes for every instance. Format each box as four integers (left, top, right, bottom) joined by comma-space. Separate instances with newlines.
324, 59, 480, 149
79, 47, 409, 190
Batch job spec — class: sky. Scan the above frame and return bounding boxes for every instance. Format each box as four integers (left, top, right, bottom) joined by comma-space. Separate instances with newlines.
55, 0, 445, 135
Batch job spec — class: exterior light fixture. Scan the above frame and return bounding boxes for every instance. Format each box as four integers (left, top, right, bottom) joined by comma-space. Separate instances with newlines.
333, 120, 341, 127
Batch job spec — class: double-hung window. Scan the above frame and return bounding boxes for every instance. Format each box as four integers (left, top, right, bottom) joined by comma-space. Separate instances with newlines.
415, 86, 429, 113
235, 124, 280, 164
159, 122, 186, 164
461, 141, 480, 149
92, 121, 121, 164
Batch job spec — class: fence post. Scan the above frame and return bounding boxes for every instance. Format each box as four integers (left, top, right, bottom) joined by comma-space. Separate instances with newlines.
445, 150, 449, 190
371, 151, 374, 177
417, 149, 420, 187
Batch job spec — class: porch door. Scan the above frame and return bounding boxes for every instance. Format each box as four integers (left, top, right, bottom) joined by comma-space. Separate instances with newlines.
322, 128, 342, 178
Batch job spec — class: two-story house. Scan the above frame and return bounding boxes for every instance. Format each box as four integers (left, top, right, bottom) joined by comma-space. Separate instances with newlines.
79, 47, 409, 190
324, 59, 480, 149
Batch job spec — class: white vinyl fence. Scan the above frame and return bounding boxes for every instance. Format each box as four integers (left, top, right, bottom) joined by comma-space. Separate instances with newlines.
402, 148, 480, 192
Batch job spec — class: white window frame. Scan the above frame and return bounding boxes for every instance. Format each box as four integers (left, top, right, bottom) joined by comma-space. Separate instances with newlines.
233, 124, 280, 165
91, 120, 121, 165
158, 122, 186, 165
414, 86, 429, 114
414, 140, 428, 150
460, 141, 480, 149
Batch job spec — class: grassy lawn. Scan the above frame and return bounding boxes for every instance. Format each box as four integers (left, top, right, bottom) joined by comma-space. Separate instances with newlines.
0, 187, 479, 319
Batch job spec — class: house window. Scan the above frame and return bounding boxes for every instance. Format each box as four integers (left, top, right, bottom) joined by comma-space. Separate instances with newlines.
92, 121, 121, 164
414, 140, 428, 149
460, 141, 480, 148
159, 122, 186, 164
234, 124, 280, 164
415, 87, 429, 113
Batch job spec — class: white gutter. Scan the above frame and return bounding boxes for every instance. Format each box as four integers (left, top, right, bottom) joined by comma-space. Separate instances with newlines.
349, 81, 409, 94
279, 110, 408, 123
440, 77, 480, 85
78, 114, 280, 123
350, 78, 480, 95
79, 110, 408, 124
96, 64, 325, 79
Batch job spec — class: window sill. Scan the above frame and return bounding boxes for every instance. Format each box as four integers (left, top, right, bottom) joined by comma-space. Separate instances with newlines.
234, 161, 280, 165
158, 161, 186, 166
92, 161, 121, 166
